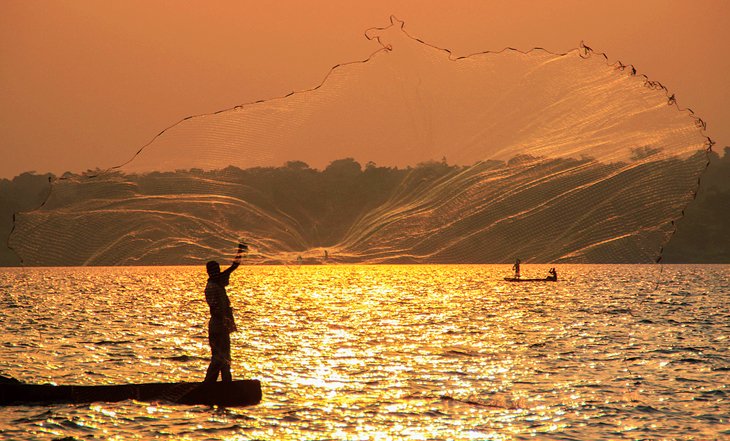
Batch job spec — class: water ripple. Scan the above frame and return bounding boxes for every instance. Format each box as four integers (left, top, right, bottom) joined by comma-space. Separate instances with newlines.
1, 264, 728, 440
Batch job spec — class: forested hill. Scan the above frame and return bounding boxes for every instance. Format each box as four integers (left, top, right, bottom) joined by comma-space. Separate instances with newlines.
0, 173, 52, 265
2, 150, 728, 266
661, 147, 730, 263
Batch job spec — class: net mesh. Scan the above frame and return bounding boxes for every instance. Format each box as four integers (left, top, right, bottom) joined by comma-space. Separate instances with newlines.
9, 17, 711, 266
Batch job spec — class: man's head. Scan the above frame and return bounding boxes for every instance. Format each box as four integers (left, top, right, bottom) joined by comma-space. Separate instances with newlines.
206, 260, 221, 277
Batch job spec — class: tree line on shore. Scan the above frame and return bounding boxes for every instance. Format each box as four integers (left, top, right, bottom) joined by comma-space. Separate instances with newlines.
2, 149, 728, 265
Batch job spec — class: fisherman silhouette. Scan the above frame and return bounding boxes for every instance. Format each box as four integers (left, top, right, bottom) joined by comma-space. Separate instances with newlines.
204, 242, 246, 383
512, 258, 521, 279
547, 267, 557, 281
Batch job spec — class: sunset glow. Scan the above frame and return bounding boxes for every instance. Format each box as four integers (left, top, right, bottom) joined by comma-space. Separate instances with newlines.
1, 3, 729, 439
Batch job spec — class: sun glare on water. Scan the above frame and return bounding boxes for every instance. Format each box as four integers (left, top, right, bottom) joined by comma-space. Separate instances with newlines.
1, 264, 728, 439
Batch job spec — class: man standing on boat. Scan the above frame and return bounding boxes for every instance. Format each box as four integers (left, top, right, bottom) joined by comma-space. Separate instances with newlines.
204, 242, 247, 383
512, 258, 521, 279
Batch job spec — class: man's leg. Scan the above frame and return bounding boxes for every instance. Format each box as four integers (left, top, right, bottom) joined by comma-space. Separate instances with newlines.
205, 332, 225, 382
220, 332, 232, 382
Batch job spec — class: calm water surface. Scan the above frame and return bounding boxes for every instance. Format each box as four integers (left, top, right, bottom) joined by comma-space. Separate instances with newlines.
1, 264, 728, 440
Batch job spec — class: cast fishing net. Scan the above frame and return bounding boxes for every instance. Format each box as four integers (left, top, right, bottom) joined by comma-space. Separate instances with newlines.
9, 17, 712, 266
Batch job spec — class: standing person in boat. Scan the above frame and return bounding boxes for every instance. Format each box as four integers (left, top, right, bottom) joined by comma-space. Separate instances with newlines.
512, 258, 521, 279
204, 242, 247, 383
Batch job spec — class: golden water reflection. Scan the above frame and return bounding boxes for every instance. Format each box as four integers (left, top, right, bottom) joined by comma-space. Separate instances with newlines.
1, 264, 728, 439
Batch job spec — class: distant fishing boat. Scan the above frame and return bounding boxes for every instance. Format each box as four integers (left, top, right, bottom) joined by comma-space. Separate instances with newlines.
0, 379, 261, 407
504, 266, 557, 282
503, 277, 557, 282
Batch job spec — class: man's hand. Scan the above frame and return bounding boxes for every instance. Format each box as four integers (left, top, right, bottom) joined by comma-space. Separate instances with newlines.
234, 242, 247, 263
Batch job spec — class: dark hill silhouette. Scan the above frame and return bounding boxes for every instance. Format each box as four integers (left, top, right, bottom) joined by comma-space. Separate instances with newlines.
3, 151, 725, 266
662, 147, 730, 263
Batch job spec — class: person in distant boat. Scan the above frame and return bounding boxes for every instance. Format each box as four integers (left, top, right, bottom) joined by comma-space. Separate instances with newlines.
547, 267, 557, 281
204, 242, 247, 383
512, 258, 521, 279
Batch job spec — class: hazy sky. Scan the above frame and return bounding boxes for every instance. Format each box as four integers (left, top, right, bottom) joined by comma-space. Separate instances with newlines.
2, 0, 728, 178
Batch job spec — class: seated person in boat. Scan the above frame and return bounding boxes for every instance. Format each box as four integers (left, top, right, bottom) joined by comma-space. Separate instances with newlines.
546, 267, 557, 281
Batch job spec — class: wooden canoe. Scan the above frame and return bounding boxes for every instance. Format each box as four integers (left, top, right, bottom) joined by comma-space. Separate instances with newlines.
503, 277, 557, 282
0, 379, 261, 407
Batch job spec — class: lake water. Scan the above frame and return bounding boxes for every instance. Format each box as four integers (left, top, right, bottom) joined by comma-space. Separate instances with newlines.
1, 264, 728, 440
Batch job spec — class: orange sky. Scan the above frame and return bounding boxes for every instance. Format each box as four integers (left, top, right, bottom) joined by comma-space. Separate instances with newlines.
1, 0, 728, 178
